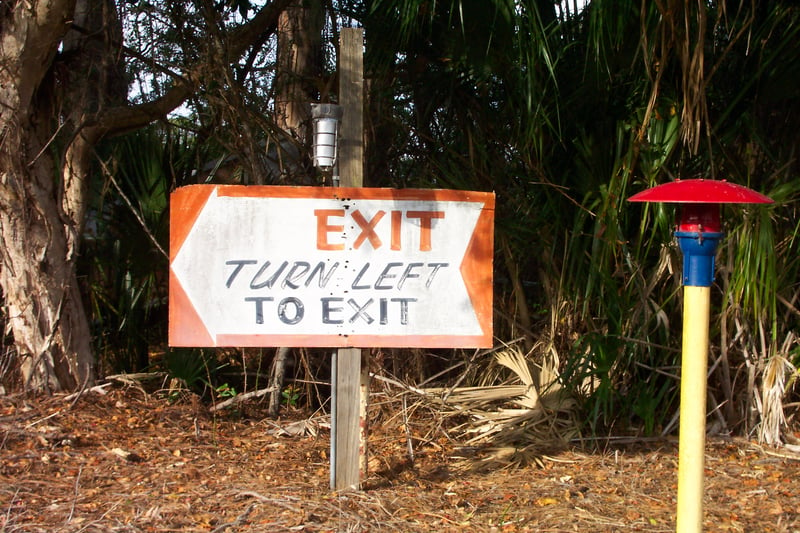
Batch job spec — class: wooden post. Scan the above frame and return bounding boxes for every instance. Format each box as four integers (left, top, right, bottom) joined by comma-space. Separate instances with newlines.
332, 27, 367, 491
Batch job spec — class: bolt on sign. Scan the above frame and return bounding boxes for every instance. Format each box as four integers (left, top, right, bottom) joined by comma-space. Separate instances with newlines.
169, 185, 495, 348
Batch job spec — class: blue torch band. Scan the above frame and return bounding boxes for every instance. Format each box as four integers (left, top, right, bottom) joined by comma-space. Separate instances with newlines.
675, 231, 723, 287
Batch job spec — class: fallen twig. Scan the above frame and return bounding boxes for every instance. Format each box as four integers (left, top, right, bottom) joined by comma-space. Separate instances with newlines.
64, 383, 112, 404
209, 386, 277, 412
105, 372, 168, 382
403, 394, 414, 463
210, 502, 257, 533
66, 466, 82, 524
370, 373, 427, 395
66, 372, 93, 410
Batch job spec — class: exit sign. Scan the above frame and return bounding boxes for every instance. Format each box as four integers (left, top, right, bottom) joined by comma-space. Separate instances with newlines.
169, 185, 494, 348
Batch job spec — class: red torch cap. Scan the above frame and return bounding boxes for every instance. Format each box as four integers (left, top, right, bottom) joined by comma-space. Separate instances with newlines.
628, 179, 773, 204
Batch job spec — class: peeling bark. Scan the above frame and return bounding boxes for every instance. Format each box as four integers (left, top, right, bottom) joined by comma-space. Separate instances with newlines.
0, 119, 94, 391
0, 0, 90, 392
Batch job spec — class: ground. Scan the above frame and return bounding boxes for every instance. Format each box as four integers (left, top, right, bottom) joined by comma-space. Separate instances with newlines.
1, 384, 799, 532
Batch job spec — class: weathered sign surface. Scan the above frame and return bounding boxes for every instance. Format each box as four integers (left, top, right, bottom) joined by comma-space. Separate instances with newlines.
169, 185, 494, 348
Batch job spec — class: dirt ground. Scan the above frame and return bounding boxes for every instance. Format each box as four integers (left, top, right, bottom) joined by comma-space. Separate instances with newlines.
1, 384, 799, 532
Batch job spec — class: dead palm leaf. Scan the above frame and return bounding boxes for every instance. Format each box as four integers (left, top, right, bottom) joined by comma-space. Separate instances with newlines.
413, 345, 578, 470
758, 333, 798, 445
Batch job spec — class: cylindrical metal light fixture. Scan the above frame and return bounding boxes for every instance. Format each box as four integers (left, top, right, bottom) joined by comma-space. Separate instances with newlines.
310, 103, 343, 172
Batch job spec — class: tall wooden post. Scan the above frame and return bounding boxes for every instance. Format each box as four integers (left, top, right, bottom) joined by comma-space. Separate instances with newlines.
332, 27, 367, 491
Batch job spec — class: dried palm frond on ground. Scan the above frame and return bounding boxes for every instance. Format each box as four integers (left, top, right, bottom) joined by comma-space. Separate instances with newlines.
376, 344, 579, 470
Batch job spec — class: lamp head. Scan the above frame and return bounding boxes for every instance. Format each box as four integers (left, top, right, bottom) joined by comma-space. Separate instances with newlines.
310, 103, 343, 171
628, 179, 773, 287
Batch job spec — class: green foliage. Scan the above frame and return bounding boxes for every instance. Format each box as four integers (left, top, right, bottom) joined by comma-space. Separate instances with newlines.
84, 125, 198, 374
281, 384, 301, 407
162, 348, 231, 400
164, 349, 211, 392
359, 0, 800, 438
215, 383, 238, 399
562, 333, 624, 434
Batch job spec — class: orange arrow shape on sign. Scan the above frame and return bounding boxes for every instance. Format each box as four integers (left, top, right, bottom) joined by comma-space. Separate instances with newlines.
169, 185, 217, 345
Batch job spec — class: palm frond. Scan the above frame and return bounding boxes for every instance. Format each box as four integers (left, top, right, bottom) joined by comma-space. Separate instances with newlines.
408, 344, 577, 469
758, 333, 798, 445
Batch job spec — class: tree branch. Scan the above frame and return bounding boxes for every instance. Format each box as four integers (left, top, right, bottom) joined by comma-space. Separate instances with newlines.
93, 0, 294, 137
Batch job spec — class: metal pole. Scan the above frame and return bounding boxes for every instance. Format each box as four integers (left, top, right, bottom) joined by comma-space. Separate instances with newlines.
676, 285, 710, 532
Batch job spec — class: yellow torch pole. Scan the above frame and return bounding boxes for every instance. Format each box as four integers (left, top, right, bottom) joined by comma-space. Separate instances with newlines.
627, 187, 772, 532
676, 285, 710, 532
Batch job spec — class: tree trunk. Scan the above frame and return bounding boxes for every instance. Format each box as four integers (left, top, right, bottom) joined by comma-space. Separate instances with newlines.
268, 347, 291, 417
268, 0, 324, 413
274, 0, 324, 138
0, 118, 96, 392
0, 0, 96, 392
1, 0, 292, 393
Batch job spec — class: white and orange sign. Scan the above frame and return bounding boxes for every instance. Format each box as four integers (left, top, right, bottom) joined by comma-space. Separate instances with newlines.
169, 185, 494, 348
